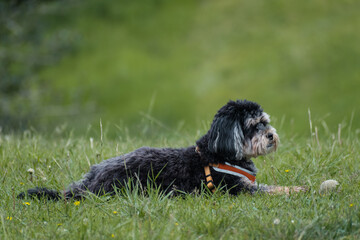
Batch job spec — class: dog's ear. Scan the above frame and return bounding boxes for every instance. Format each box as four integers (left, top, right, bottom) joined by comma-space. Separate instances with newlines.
208, 116, 244, 160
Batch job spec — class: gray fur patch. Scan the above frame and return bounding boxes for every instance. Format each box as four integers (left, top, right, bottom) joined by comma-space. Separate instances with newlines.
233, 124, 244, 159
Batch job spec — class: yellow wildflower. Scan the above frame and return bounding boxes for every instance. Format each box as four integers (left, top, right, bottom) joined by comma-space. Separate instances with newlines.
6, 217, 13, 221
74, 201, 80, 206
113, 211, 118, 214
111, 234, 115, 238
285, 170, 290, 173
23, 202, 30, 206
350, 203, 354, 207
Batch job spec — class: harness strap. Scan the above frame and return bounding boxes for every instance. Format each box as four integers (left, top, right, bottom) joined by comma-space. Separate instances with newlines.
204, 165, 216, 193
195, 146, 256, 193
195, 146, 216, 193
209, 163, 256, 183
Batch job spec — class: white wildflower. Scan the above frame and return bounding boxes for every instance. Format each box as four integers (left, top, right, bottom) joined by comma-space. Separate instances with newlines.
273, 218, 280, 225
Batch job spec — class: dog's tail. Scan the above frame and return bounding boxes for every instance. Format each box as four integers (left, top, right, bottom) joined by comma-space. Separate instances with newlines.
17, 187, 62, 201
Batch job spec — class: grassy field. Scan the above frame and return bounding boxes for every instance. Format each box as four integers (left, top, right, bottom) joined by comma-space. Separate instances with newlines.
33, 0, 360, 135
1, 121, 359, 239
2, 0, 360, 239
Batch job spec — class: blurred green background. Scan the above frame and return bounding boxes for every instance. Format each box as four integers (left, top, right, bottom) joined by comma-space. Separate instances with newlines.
1, 0, 360, 138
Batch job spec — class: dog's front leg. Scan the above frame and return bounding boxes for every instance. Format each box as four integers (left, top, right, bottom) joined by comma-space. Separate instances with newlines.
229, 178, 307, 195
258, 185, 307, 195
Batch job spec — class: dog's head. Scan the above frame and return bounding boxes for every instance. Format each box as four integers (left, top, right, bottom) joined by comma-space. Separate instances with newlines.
207, 100, 279, 160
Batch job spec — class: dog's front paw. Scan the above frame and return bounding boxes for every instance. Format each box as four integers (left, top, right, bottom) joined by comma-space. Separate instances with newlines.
292, 186, 308, 193
267, 186, 307, 195
267, 186, 287, 195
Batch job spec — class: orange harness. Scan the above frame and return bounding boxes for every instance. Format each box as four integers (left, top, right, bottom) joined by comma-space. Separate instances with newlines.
196, 146, 256, 193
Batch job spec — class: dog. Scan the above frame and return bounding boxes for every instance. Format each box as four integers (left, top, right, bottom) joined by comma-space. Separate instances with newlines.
18, 99, 304, 200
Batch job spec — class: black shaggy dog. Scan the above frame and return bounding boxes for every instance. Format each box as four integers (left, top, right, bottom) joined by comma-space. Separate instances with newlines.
19, 100, 304, 200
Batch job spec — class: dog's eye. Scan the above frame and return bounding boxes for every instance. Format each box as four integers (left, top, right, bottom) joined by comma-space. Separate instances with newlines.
256, 122, 265, 130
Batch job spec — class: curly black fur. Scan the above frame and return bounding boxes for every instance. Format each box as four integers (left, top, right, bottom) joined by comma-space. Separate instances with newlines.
17, 187, 61, 200
18, 99, 280, 200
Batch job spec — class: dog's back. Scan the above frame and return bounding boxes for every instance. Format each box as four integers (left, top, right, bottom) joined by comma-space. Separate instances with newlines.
19, 146, 204, 200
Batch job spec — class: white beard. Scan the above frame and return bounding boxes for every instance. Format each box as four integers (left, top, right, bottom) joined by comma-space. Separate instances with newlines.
243, 128, 279, 158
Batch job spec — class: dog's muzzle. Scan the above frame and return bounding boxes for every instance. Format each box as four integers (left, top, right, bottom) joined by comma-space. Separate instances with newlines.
266, 129, 279, 152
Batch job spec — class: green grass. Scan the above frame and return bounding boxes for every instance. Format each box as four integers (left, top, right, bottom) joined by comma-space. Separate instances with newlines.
2, 2, 360, 237
1, 121, 359, 239
35, 0, 360, 134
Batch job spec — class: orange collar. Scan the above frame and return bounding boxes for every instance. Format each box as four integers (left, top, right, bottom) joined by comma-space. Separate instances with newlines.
196, 146, 256, 193
209, 162, 256, 183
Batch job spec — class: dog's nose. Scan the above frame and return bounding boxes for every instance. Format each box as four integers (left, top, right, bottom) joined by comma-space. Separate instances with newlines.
267, 133, 273, 140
